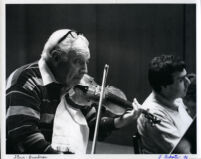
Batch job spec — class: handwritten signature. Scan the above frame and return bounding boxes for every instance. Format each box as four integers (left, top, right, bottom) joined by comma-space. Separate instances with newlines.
159, 154, 188, 159
14, 155, 47, 159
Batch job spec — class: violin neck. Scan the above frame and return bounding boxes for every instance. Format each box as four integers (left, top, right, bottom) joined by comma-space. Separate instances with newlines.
106, 93, 133, 109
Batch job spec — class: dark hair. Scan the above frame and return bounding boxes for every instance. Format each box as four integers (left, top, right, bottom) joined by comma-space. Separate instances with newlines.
148, 55, 186, 93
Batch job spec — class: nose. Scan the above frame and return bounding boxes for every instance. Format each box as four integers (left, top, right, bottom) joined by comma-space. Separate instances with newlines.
185, 76, 191, 86
81, 62, 88, 74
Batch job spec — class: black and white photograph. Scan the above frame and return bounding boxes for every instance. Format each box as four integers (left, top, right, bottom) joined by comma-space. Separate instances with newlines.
1, 1, 200, 158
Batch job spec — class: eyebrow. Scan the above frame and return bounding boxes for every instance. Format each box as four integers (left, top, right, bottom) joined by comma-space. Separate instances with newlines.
74, 54, 89, 63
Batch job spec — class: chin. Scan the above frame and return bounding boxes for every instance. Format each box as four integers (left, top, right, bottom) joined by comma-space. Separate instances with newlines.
72, 79, 82, 87
178, 93, 186, 99
65, 77, 82, 88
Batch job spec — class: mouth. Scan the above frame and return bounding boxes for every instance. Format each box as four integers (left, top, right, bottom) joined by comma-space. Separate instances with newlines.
74, 75, 84, 81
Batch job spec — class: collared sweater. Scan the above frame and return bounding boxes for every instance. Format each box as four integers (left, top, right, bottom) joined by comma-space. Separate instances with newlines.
6, 61, 116, 154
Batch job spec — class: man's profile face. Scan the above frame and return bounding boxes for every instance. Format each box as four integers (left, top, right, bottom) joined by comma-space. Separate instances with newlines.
166, 69, 190, 99
56, 49, 90, 88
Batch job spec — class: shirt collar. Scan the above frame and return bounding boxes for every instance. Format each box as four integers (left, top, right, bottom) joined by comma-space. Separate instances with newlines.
38, 58, 58, 86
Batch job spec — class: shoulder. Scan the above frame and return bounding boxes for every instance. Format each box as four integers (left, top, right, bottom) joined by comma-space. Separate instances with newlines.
142, 93, 171, 120
138, 93, 174, 128
7, 61, 42, 89
138, 107, 178, 138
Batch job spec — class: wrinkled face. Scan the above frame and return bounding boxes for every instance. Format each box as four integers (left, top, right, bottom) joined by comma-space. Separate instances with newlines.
55, 50, 90, 88
165, 69, 191, 99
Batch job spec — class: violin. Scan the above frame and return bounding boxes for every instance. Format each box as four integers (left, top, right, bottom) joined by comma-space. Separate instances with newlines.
68, 74, 161, 125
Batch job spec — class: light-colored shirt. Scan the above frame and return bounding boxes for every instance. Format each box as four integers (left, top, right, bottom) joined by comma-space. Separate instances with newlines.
51, 94, 89, 154
137, 91, 193, 154
39, 59, 89, 153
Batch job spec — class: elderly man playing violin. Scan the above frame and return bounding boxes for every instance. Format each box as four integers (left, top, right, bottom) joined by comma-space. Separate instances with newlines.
6, 29, 142, 154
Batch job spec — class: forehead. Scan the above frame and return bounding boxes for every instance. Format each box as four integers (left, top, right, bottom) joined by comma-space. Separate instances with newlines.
72, 36, 90, 59
68, 49, 90, 61
172, 68, 187, 79
76, 50, 90, 60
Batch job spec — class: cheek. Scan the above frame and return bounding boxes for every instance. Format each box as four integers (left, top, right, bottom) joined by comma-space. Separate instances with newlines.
169, 83, 183, 95
179, 82, 187, 91
66, 66, 80, 79
61, 65, 71, 76
175, 83, 187, 96
57, 62, 72, 79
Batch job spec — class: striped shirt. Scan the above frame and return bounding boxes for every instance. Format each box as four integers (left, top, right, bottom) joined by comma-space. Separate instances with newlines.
6, 60, 116, 154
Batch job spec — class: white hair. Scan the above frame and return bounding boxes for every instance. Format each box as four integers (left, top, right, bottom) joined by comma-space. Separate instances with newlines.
41, 29, 90, 60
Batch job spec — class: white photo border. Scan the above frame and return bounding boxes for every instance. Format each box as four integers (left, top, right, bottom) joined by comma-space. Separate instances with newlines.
1, 0, 200, 159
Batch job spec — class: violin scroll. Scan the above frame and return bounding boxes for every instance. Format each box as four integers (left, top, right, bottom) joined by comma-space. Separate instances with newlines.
141, 109, 161, 126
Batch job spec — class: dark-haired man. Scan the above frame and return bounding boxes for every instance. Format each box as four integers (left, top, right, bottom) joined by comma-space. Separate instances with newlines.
137, 55, 193, 154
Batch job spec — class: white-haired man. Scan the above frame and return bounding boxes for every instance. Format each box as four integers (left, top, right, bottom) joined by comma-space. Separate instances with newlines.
6, 29, 141, 154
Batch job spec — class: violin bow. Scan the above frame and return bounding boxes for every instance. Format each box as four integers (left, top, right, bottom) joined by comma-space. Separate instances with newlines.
91, 64, 109, 154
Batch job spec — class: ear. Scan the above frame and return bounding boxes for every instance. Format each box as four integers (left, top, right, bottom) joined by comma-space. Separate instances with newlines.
51, 50, 61, 63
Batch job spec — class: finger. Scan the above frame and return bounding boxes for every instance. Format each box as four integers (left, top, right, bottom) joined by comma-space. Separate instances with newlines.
132, 98, 138, 110
132, 98, 140, 110
134, 98, 140, 106
134, 98, 140, 108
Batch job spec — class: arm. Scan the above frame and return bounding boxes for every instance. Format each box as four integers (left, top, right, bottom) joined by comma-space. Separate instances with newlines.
6, 78, 59, 154
82, 106, 116, 141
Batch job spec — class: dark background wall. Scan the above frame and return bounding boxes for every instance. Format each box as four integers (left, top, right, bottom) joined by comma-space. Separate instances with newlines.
6, 4, 196, 147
